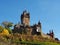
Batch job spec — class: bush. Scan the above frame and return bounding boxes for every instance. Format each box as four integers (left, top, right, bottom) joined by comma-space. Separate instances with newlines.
1, 29, 9, 36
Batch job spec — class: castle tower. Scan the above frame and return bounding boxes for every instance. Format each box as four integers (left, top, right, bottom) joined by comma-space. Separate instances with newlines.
21, 10, 30, 26
36, 21, 42, 35
50, 30, 54, 38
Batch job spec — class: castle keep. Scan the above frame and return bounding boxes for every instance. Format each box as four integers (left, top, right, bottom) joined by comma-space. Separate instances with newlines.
21, 10, 30, 26
13, 10, 54, 39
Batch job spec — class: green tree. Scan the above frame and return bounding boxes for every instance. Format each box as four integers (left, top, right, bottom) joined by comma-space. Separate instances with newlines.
2, 21, 13, 33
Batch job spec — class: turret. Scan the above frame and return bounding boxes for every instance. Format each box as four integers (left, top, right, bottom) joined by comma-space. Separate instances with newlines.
35, 21, 42, 35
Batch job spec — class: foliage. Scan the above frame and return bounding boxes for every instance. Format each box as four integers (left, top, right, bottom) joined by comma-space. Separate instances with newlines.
55, 38, 59, 41
2, 21, 13, 33
2, 21, 13, 28
0, 33, 60, 45
19, 41, 60, 45
6, 28, 12, 34
0, 26, 4, 33
0, 26, 9, 36
1, 29, 9, 36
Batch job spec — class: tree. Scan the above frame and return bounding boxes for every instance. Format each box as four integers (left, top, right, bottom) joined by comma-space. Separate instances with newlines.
1, 28, 9, 36
0, 26, 4, 33
2, 21, 13, 33
55, 38, 59, 41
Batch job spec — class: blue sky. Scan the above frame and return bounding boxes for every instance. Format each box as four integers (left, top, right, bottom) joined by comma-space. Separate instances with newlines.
0, 0, 60, 40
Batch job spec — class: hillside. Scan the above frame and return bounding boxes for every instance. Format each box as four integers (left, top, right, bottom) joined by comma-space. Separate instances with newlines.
0, 33, 60, 45
0, 41, 60, 45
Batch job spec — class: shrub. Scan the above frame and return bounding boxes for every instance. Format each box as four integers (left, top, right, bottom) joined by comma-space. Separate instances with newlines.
1, 29, 9, 36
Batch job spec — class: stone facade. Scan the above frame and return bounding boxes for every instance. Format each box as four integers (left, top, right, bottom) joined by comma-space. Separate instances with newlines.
21, 10, 30, 26
13, 10, 54, 39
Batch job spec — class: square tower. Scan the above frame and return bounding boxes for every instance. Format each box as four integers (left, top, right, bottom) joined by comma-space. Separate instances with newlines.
21, 10, 30, 26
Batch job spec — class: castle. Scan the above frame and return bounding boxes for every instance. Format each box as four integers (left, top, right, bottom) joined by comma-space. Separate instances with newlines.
13, 10, 54, 39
